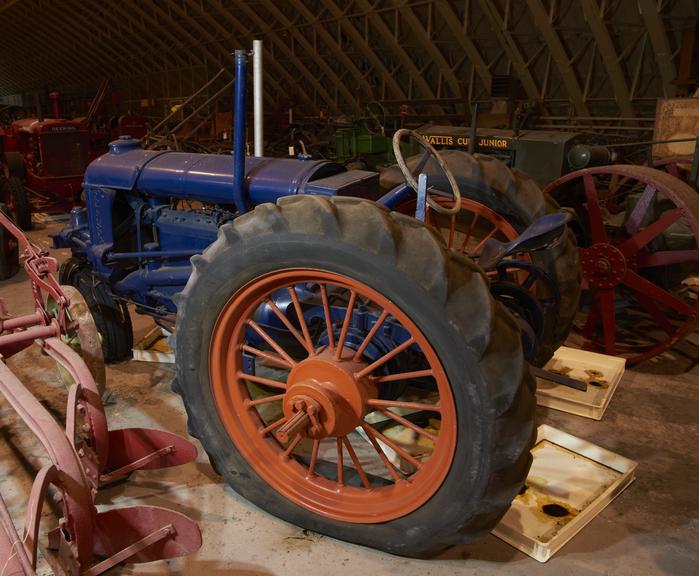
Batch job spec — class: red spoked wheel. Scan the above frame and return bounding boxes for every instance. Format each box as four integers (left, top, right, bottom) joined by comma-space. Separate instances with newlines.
652, 156, 697, 190
210, 269, 456, 523
546, 165, 699, 364
174, 196, 535, 557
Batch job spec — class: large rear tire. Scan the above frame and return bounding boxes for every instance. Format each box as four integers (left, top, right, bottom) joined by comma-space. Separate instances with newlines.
4, 152, 25, 180
0, 203, 19, 280
174, 195, 535, 557
382, 150, 581, 366
59, 259, 133, 363
1, 176, 31, 231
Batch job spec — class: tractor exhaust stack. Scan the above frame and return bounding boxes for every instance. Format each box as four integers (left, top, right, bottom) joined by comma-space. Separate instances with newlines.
253, 40, 264, 157
233, 49, 247, 214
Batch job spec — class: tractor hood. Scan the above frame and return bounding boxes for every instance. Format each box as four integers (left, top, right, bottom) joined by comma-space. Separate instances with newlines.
84, 137, 345, 206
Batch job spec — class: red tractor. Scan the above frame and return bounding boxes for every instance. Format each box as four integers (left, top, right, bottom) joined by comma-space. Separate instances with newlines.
1, 117, 90, 223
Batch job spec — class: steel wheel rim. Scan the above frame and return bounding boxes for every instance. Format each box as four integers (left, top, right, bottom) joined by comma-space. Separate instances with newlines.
209, 269, 457, 523
545, 165, 699, 363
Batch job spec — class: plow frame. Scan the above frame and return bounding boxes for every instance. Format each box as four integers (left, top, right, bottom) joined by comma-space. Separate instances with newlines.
0, 211, 201, 575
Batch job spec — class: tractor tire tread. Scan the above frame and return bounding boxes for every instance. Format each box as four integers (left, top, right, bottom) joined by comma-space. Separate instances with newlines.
175, 196, 535, 558
66, 265, 134, 362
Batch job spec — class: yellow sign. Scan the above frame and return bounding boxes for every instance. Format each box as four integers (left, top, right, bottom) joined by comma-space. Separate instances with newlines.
422, 134, 510, 149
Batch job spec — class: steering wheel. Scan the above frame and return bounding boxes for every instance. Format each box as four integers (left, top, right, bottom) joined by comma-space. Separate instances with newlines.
392, 128, 461, 215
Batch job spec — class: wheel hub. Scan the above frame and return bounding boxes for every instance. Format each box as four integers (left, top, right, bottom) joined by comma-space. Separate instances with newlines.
277, 350, 376, 442
580, 243, 627, 289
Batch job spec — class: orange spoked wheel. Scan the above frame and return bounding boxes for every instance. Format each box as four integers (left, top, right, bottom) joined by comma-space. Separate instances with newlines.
174, 195, 535, 557
209, 269, 456, 523
387, 151, 581, 366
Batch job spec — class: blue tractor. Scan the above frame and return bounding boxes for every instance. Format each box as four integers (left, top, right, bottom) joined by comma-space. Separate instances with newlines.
55, 51, 579, 557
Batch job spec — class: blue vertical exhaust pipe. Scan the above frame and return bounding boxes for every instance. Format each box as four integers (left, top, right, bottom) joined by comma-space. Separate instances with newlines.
233, 49, 247, 214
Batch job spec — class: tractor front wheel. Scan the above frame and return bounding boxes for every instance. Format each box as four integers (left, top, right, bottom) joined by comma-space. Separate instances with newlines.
59, 259, 134, 363
174, 195, 535, 557
1, 177, 31, 231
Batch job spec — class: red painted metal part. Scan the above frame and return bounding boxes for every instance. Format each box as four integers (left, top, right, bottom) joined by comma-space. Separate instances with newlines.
0, 211, 202, 574
2, 118, 88, 213
545, 165, 699, 364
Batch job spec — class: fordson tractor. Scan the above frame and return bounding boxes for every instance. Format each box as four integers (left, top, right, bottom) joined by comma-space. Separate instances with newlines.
55, 51, 580, 557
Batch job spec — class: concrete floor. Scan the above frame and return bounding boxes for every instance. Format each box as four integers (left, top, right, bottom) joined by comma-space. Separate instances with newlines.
1, 220, 698, 575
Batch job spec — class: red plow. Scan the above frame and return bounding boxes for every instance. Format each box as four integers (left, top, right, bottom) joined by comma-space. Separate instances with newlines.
0, 211, 201, 574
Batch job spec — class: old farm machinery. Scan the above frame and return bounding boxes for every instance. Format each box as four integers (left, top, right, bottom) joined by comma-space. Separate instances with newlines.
0, 210, 201, 574
0, 84, 148, 221
51, 49, 583, 557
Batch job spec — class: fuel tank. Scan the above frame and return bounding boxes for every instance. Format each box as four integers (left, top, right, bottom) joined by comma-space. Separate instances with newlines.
84, 137, 345, 206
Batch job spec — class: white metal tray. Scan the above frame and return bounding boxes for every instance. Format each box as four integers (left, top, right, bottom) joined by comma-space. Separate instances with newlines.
492, 424, 637, 562
536, 346, 626, 420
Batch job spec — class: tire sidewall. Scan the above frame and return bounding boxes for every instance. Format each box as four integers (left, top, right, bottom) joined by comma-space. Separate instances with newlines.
177, 231, 497, 555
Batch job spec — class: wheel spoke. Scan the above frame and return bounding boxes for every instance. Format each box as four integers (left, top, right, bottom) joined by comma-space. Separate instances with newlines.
242, 344, 292, 370
619, 208, 683, 257
623, 270, 695, 316
245, 393, 285, 408
283, 433, 303, 457
247, 320, 297, 366
583, 174, 607, 243
472, 226, 498, 254
287, 287, 314, 353
447, 214, 456, 249
336, 437, 344, 486
354, 337, 415, 379
599, 290, 617, 355
352, 310, 389, 361
460, 213, 480, 254
375, 408, 437, 442
238, 372, 287, 390
636, 250, 699, 268
306, 439, 321, 478
342, 436, 371, 489
319, 284, 335, 350
359, 423, 402, 482
624, 184, 656, 235
522, 272, 537, 290
363, 424, 423, 470
265, 298, 314, 355
367, 398, 441, 413
581, 299, 600, 339
259, 415, 288, 436
373, 368, 433, 383
633, 294, 677, 337
335, 290, 358, 359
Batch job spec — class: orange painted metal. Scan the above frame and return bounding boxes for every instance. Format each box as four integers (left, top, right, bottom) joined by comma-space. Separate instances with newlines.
209, 269, 457, 523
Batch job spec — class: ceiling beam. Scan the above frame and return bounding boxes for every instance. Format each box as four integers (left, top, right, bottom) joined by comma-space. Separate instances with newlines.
255, 0, 361, 114
354, 0, 438, 102
433, 1, 492, 94
476, 0, 541, 101
526, 0, 589, 114
638, 0, 676, 98
206, 2, 316, 114
290, 0, 374, 103
322, 0, 408, 101
580, 0, 635, 116
396, 0, 461, 97
234, 1, 340, 114
181, 0, 295, 111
